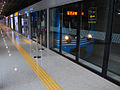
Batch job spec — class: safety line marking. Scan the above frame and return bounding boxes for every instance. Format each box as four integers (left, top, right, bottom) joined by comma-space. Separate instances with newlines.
24, 39, 31, 44
0, 25, 63, 90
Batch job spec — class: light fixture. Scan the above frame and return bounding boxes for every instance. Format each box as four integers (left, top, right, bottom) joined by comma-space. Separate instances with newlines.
4, 1, 6, 4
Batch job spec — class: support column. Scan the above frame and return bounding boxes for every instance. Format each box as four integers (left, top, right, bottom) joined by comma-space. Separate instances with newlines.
47, 8, 49, 48
18, 16, 22, 33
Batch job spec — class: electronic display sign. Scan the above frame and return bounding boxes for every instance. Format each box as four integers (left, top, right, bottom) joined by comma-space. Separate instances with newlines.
88, 7, 97, 24
67, 11, 78, 16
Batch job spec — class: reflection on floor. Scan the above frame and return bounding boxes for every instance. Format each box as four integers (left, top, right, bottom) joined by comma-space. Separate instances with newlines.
0, 24, 120, 90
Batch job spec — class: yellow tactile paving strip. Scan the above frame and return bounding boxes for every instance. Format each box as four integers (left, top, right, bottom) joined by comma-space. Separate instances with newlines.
24, 39, 31, 44
0, 25, 63, 90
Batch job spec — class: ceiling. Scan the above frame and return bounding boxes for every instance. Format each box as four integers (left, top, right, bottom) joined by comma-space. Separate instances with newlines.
0, 0, 42, 16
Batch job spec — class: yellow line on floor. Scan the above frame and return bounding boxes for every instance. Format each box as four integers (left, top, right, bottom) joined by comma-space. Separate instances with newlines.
24, 39, 31, 44
0, 25, 63, 90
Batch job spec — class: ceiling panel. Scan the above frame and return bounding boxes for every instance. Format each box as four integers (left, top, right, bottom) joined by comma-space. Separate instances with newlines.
0, 0, 42, 16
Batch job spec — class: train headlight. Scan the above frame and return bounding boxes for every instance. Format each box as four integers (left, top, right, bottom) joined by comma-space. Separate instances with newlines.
64, 35, 70, 41
64, 35, 72, 43
87, 34, 92, 40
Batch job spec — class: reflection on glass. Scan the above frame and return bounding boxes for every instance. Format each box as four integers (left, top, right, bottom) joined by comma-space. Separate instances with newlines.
11, 17, 13, 29
14, 16, 18, 31
41, 10, 47, 47
79, 0, 109, 72
8, 18, 10, 28
6, 17, 8, 27
21, 14, 29, 38
49, 1, 109, 68
107, 2, 120, 82
31, 12, 37, 41
49, 8, 61, 52
62, 7, 78, 59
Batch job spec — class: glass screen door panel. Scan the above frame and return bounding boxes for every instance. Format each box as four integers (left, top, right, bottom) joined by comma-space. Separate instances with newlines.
40, 10, 47, 47
107, 0, 120, 82
31, 12, 37, 41
79, 0, 109, 72
61, 4, 79, 60
49, 8, 61, 52
21, 14, 29, 38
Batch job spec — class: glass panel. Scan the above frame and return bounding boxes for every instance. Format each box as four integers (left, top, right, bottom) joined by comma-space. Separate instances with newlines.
11, 17, 13, 29
49, 8, 61, 52
21, 14, 29, 38
107, 0, 120, 82
31, 12, 37, 41
14, 16, 19, 31
8, 18, 10, 27
6, 17, 8, 27
62, 5, 78, 59
40, 10, 47, 47
79, 0, 109, 72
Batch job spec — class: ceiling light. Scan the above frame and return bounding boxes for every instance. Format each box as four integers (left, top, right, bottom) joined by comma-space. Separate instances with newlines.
4, 1, 6, 4
2, 4, 4, 7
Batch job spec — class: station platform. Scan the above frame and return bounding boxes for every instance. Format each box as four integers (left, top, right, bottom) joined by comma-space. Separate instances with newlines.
0, 24, 120, 90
